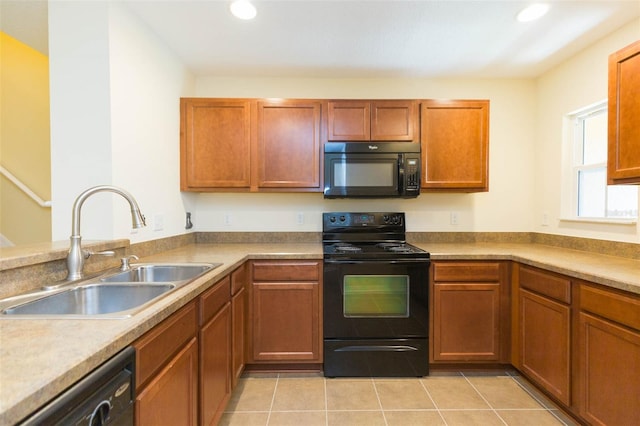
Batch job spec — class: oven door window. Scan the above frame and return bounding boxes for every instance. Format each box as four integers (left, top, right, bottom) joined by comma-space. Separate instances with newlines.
343, 275, 409, 318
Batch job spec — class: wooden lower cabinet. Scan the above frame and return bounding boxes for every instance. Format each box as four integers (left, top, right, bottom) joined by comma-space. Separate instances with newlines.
519, 289, 570, 405
136, 339, 199, 426
134, 302, 198, 426
199, 277, 232, 426
577, 284, 640, 425
516, 265, 571, 406
248, 260, 322, 364
231, 265, 247, 389
431, 261, 510, 363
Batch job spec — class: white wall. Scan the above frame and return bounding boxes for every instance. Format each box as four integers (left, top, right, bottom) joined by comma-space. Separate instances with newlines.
191, 78, 537, 233
49, 1, 114, 241
534, 19, 640, 244
49, 2, 196, 243
47, 3, 639, 241
108, 3, 198, 242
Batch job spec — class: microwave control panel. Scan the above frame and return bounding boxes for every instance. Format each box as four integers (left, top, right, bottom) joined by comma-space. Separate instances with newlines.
404, 156, 420, 190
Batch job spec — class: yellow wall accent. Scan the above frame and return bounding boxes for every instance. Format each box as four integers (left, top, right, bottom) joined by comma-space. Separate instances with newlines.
0, 31, 51, 245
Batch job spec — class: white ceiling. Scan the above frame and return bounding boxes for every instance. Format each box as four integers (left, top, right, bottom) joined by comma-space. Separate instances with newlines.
2, 0, 639, 78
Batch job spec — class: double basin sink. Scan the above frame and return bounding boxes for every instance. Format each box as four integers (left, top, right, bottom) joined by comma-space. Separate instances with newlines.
0, 263, 220, 318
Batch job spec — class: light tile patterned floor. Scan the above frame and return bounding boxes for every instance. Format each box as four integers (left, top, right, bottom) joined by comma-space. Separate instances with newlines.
220, 371, 578, 426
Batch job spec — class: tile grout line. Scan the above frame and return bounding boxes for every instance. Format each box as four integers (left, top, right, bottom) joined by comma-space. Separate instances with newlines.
265, 374, 280, 426
462, 372, 509, 426
371, 378, 389, 426
506, 371, 571, 426
324, 377, 328, 426
419, 377, 449, 426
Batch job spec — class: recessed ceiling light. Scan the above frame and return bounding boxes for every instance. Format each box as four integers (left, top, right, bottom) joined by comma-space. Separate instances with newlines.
516, 3, 550, 22
230, 0, 257, 20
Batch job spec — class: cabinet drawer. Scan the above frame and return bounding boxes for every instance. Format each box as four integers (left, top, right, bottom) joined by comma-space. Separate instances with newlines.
433, 262, 501, 282
580, 284, 640, 331
231, 264, 247, 295
252, 261, 320, 281
200, 276, 231, 325
519, 266, 571, 304
134, 302, 197, 390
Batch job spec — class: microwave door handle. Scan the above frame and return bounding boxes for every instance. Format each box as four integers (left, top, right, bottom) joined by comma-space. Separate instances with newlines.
398, 155, 404, 192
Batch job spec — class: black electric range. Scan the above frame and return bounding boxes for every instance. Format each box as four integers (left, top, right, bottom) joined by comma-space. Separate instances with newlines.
322, 212, 430, 377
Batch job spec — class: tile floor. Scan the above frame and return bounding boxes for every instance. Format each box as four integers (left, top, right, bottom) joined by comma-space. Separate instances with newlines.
220, 371, 578, 426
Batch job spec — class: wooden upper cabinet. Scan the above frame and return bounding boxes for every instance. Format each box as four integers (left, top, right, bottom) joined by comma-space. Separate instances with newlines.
257, 101, 322, 189
180, 99, 251, 190
420, 100, 489, 192
608, 40, 640, 185
327, 100, 417, 142
180, 98, 322, 192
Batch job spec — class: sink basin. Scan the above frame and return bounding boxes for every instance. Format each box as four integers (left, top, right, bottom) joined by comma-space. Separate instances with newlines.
101, 264, 216, 283
1, 284, 175, 316
0, 262, 221, 318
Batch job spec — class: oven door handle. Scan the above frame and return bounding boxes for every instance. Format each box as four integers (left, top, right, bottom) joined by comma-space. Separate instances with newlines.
324, 259, 430, 265
335, 345, 419, 352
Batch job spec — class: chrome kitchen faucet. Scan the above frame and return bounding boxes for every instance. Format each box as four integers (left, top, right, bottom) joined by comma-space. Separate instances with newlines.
66, 186, 146, 281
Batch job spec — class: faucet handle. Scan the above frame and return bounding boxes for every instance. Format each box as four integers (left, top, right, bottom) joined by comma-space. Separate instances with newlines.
120, 254, 139, 271
87, 250, 116, 258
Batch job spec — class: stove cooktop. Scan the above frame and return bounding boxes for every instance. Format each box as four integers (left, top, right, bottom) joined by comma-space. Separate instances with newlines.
322, 212, 430, 260
323, 241, 430, 260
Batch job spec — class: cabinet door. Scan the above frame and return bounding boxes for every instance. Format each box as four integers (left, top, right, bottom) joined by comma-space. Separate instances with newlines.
134, 303, 197, 391
136, 338, 198, 426
180, 99, 251, 189
578, 312, 640, 425
257, 101, 321, 189
231, 286, 246, 389
251, 282, 320, 362
420, 100, 489, 191
200, 303, 231, 426
607, 40, 640, 184
432, 283, 501, 361
371, 101, 417, 141
519, 289, 570, 405
327, 101, 370, 141
327, 100, 417, 141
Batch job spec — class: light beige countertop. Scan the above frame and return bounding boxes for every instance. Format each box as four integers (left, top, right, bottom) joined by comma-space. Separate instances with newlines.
1, 242, 638, 424
422, 242, 640, 295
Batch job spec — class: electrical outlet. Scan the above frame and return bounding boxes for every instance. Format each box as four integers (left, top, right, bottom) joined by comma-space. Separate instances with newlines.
153, 214, 164, 231
450, 212, 459, 225
542, 212, 549, 226
297, 212, 304, 225
224, 213, 232, 226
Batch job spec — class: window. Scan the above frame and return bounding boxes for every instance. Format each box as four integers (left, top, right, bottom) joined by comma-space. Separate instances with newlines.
569, 102, 637, 220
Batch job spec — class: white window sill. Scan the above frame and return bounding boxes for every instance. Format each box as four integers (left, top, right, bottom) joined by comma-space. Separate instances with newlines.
559, 217, 637, 226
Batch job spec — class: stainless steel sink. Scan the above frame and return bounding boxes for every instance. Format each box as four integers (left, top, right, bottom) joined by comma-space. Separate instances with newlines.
100, 264, 215, 283
2, 284, 175, 316
0, 262, 221, 318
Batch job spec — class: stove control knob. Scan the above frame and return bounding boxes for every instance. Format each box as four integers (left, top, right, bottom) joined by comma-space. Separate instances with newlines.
339, 215, 346, 222
329, 216, 336, 223
382, 215, 390, 222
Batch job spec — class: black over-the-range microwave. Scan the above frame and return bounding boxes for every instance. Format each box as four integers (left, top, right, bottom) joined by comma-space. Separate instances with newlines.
323, 142, 421, 198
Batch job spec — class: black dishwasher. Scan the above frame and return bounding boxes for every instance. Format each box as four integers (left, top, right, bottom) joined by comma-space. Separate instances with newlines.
20, 346, 135, 425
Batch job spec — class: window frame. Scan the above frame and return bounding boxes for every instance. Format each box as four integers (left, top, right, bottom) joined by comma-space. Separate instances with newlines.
562, 100, 638, 225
